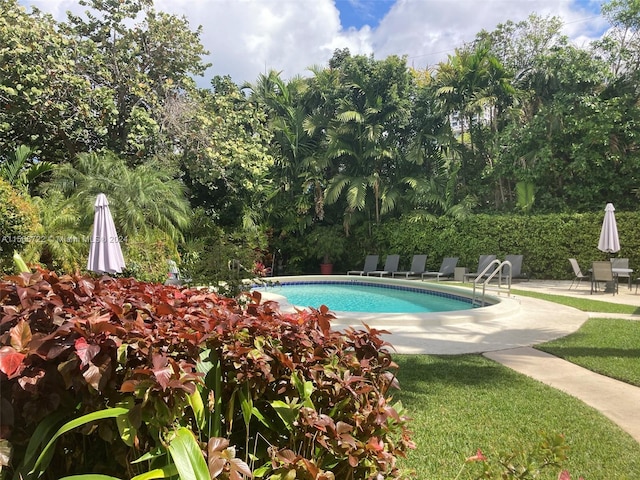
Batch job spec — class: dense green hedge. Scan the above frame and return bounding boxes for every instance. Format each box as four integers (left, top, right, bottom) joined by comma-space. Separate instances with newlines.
338, 212, 640, 280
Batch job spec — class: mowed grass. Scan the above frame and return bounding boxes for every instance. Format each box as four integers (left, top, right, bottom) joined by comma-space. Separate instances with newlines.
512, 289, 640, 385
510, 288, 640, 315
536, 318, 640, 387
393, 354, 640, 479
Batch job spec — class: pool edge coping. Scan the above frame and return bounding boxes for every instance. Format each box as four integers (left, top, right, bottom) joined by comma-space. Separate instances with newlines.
254, 275, 521, 327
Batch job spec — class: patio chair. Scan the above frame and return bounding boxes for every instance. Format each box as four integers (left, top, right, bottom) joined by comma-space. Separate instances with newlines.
367, 254, 401, 277
505, 254, 528, 281
463, 254, 497, 282
421, 257, 458, 281
610, 257, 632, 290
591, 260, 618, 295
568, 258, 589, 289
392, 254, 428, 278
347, 255, 379, 276
164, 259, 192, 286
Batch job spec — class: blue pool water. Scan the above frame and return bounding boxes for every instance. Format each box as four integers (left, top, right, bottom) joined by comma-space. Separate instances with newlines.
256, 282, 473, 313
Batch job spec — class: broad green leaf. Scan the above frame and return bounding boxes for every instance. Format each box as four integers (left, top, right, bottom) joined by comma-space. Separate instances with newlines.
197, 348, 214, 375
30, 408, 129, 476
115, 398, 136, 447
252, 464, 271, 478
59, 475, 121, 480
238, 384, 253, 427
166, 427, 209, 480
270, 400, 299, 432
188, 388, 206, 431
12, 251, 29, 273
291, 371, 314, 409
15, 410, 69, 477
131, 447, 166, 464
130, 464, 179, 480
251, 407, 277, 430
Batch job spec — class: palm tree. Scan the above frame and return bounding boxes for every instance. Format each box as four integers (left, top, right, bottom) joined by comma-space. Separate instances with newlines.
46, 151, 191, 243
435, 41, 517, 205
321, 76, 401, 228
25, 192, 86, 272
246, 72, 327, 230
0, 145, 54, 195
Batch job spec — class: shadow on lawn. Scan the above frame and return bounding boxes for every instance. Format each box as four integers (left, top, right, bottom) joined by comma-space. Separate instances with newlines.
392, 353, 515, 390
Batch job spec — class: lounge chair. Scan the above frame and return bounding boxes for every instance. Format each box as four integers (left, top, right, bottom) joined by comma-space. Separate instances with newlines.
347, 255, 379, 276
568, 258, 588, 289
392, 255, 428, 278
367, 254, 400, 277
591, 260, 618, 295
504, 254, 528, 281
463, 254, 497, 282
421, 257, 458, 281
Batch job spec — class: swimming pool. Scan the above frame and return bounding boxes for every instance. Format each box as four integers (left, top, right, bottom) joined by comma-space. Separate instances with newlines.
255, 281, 473, 313
254, 275, 518, 327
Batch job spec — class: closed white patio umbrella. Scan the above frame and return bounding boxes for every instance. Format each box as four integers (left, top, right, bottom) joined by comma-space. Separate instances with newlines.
598, 203, 620, 255
87, 193, 126, 274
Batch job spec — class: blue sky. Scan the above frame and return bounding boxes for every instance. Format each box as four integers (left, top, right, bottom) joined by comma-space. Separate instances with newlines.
336, 0, 396, 29
20, 0, 611, 86
335, 0, 605, 29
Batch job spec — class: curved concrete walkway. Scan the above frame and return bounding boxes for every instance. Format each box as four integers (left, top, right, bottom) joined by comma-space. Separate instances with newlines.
485, 281, 640, 444
329, 280, 640, 443
484, 346, 640, 443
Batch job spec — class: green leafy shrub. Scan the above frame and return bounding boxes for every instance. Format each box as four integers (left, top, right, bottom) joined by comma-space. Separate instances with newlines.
0, 269, 414, 479
456, 434, 573, 479
0, 178, 40, 273
121, 231, 179, 283
181, 208, 268, 286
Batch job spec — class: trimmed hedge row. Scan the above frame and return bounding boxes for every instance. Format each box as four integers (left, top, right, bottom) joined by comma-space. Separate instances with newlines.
346, 211, 640, 280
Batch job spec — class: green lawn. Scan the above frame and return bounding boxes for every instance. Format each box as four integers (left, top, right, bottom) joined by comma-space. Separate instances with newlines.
391, 291, 640, 479
393, 354, 640, 479
510, 288, 640, 315
536, 318, 640, 386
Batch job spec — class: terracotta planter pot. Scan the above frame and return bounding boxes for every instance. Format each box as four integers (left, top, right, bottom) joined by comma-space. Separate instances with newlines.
320, 263, 333, 275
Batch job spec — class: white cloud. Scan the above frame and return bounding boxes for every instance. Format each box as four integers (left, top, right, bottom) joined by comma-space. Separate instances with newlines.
18, 0, 608, 86
155, 0, 377, 86
373, 0, 609, 71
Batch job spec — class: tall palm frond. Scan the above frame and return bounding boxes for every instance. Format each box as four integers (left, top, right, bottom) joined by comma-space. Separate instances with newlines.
47, 151, 191, 243
0, 145, 54, 194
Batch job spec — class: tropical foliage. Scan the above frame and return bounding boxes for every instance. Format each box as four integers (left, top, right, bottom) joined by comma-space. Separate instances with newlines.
3, 0, 640, 276
0, 178, 40, 271
3, 0, 640, 477
0, 269, 413, 479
